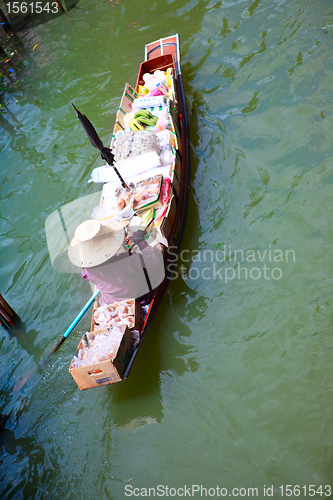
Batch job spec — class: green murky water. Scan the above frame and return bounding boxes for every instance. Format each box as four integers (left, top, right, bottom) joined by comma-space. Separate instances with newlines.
1, 0, 333, 498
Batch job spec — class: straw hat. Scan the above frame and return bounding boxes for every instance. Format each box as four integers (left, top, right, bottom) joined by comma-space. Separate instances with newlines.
67, 219, 125, 268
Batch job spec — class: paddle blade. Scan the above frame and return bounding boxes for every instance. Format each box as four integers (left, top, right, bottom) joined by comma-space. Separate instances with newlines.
44, 335, 66, 362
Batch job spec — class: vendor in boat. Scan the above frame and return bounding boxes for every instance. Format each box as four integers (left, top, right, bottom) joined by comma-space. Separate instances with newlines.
67, 219, 166, 306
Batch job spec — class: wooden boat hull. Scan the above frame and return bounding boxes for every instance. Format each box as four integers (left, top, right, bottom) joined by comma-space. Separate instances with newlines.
68, 35, 190, 387
124, 35, 190, 379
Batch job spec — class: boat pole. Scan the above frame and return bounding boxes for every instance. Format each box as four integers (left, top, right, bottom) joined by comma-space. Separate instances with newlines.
46, 287, 100, 360
0, 294, 21, 330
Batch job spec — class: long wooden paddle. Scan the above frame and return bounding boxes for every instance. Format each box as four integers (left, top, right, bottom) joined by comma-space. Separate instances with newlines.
17, 288, 100, 390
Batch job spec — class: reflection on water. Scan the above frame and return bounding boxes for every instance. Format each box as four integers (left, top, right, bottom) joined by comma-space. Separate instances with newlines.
1, 0, 333, 497
45, 191, 101, 273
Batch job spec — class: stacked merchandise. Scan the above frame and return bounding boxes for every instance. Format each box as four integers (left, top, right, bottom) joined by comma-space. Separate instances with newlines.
91, 299, 141, 332
90, 67, 180, 240
70, 327, 125, 368
69, 323, 134, 389
71, 298, 141, 369
69, 298, 143, 389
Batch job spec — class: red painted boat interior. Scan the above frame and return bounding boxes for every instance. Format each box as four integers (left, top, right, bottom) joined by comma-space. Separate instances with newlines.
135, 54, 175, 91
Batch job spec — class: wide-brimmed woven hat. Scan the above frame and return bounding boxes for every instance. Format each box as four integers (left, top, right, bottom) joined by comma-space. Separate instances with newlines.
67, 219, 125, 268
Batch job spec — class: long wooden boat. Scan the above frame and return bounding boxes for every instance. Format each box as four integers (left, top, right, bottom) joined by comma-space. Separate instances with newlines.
123, 34, 190, 379
68, 34, 190, 388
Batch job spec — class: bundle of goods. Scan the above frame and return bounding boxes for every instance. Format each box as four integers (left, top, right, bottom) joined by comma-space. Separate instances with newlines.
132, 174, 163, 213
115, 130, 160, 163
90, 68, 176, 229
138, 69, 173, 98
132, 94, 168, 110
114, 183, 135, 213
108, 174, 163, 215
113, 130, 174, 168
120, 69, 174, 136
71, 327, 124, 368
124, 98, 171, 135
91, 298, 142, 332
127, 109, 158, 131
90, 149, 163, 186
156, 129, 175, 166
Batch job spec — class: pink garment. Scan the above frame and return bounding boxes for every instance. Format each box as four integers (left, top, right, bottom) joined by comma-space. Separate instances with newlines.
82, 242, 165, 305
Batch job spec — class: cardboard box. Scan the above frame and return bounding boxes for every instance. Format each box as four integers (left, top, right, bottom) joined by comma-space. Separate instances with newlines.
119, 83, 138, 115
69, 325, 134, 390
110, 120, 125, 151
91, 298, 143, 332
110, 83, 138, 150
